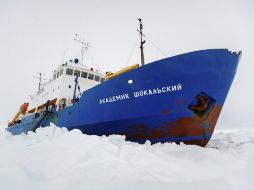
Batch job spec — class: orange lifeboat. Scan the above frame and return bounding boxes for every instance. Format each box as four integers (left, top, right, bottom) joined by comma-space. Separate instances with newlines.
8, 103, 29, 127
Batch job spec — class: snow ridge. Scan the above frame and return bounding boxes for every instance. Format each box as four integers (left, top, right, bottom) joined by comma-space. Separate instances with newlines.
0, 125, 253, 190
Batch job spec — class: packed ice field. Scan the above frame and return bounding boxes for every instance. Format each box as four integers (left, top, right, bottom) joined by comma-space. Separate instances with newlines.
0, 124, 253, 190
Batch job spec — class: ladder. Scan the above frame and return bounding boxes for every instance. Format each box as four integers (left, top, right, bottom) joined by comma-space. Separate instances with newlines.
29, 111, 52, 132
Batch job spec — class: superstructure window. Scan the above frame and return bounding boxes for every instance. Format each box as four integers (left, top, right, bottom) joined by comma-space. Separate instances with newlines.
66, 68, 73, 75
57, 72, 60, 78
95, 75, 100, 82
53, 74, 56, 80
81, 72, 88, 78
60, 69, 63, 76
88, 73, 94, 80
100, 77, 105, 82
74, 70, 81, 77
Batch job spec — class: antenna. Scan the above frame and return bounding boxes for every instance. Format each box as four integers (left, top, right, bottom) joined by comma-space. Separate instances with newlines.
137, 18, 145, 66
34, 72, 46, 91
62, 49, 67, 64
74, 33, 90, 65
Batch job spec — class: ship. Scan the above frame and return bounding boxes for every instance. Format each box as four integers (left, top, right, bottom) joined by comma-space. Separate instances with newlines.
6, 19, 241, 147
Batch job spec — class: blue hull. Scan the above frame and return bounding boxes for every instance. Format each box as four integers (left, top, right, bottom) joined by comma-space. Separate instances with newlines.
7, 49, 241, 146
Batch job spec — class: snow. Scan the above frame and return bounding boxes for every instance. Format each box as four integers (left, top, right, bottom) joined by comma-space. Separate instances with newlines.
0, 125, 254, 190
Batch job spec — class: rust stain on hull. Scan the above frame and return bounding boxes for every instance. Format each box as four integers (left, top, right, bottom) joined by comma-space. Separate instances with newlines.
125, 105, 222, 147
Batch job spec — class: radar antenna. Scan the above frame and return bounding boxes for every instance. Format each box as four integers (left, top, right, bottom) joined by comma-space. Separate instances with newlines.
137, 18, 145, 66
74, 33, 90, 65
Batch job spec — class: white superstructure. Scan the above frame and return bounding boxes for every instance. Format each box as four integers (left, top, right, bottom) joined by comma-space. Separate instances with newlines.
29, 60, 105, 109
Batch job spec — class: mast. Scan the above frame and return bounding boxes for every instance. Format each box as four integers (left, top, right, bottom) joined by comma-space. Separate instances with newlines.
38, 73, 42, 91
34, 73, 46, 93
138, 18, 145, 66
74, 34, 89, 65
34, 72, 45, 92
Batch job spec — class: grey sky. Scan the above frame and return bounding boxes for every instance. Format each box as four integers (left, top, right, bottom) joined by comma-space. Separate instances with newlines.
0, 0, 253, 128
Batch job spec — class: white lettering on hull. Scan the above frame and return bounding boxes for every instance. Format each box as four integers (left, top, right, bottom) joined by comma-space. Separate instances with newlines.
99, 83, 182, 104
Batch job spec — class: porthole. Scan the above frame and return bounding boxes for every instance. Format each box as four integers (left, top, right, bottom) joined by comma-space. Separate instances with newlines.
128, 80, 133, 84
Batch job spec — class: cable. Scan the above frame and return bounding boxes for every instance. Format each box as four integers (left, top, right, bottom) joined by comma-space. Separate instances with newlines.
144, 35, 168, 57
124, 36, 139, 67
153, 47, 159, 61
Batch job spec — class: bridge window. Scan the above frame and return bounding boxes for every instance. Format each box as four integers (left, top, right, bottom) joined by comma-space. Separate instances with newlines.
60, 69, 63, 76
57, 72, 60, 78
53, 74, 56, 80
95, 75, 100, 82
81, 72, 88, 78
66, 68, 73, 75
88, 73, 94, 80
100, 77, 105, 82
74, 70, 81, 77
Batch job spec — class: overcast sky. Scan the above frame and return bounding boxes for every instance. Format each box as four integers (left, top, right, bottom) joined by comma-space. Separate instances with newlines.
0, 0, 253, 128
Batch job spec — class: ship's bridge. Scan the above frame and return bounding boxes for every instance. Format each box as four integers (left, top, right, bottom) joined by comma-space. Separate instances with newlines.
29, 60, 106, 109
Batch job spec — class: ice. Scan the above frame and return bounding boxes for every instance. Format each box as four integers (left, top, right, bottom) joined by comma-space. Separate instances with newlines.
0, 124, 254, 190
